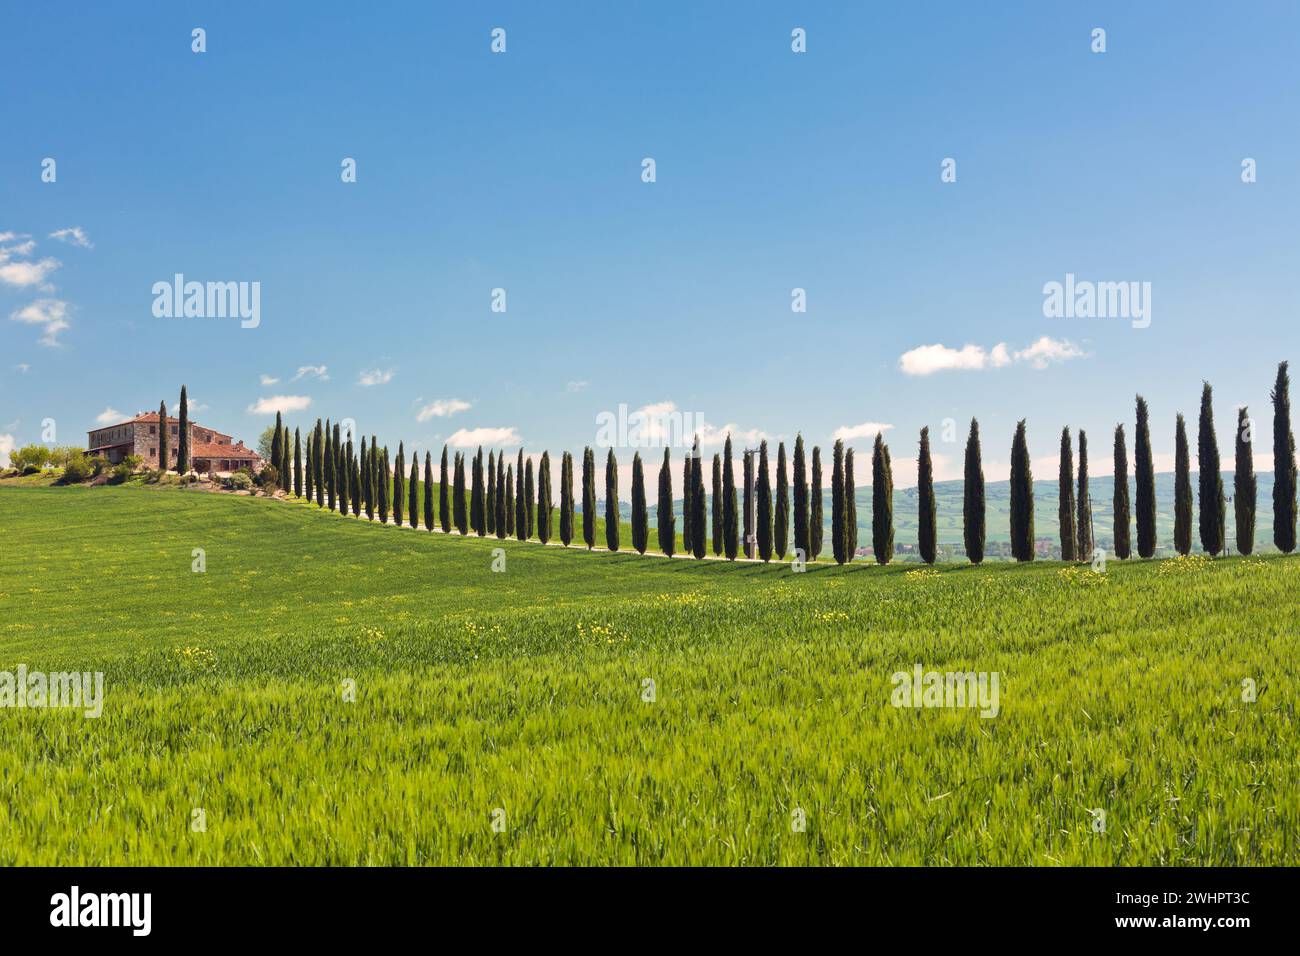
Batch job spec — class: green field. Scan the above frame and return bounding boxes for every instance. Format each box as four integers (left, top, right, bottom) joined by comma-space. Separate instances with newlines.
1, 483, 1296, 865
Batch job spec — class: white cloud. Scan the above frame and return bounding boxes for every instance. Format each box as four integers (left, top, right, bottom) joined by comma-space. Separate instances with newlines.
833, 421, 894, 442
247, 395, 312, 415
49, 226, 92, 249
0, 232, 24, 243
10, 299, 70, 346
259, 374, 280, 386
290, 365, 329, 382
417, 399, 472, 422
358, 367, 395, 387
0, 239, 37, 259
14, 363, 29, 373
898, 337, 1085, 376
0, 257, 60, 289
95, 407, 123, 425
1013, 336, 1087, 369
0, 433, 15, 463
614, 401, 768, 449
566, 380, 589, 393
699, 423, 768, 447
446, 426, 520, 449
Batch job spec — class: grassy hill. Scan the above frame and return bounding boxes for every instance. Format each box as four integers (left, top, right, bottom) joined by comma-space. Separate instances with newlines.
1, 484, 1296, 865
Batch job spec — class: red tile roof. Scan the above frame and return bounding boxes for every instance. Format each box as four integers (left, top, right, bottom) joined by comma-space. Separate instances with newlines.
191, 441, 259, 460
92, 412, 181, 430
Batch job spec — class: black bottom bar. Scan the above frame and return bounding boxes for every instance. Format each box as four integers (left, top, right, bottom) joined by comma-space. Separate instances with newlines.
0, 867, 1288, 942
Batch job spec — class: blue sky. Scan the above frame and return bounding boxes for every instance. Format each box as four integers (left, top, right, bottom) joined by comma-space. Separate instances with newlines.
3, 1, 1297, 488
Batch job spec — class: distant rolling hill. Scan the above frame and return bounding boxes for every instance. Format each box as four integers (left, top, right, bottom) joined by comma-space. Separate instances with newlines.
646, 472, 1278, 561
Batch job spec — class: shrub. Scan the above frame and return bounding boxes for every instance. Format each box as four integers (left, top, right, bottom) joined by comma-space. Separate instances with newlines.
122, 455, 143, 471
257, 465, 280, 493
223, 471, 253, 491
88, 455, 110, 477
10, 445, 52, 471
59, 455, 93, 484
108, 464, 132, 485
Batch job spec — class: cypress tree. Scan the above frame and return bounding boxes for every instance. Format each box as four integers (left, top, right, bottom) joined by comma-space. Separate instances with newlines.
159, 401, 170, 472
486, 450, 496, 535
830, 439, 846, 565
378, 447, 390, 524
917, 428, 936, 565
757, 440, 773, 561
1113, 425, 1131, 560
1172, 415, 1192, 555
963, 419, 985, 564
845, 447, 857, 560
723, 435, 739, 560
177, 385, 190, 475
657, 448, 675, 556
682, 451, 694, 556
1273, 361, 1296, 553
453, 453, 467, 534
792, 436, 808, 561
323, 420, 335, 510
515, 450, 527, 541
1009, 420, 1035, 562
304, 433, 314, 502
1198, 382, 1225, 556
1134, 396, 1156, 558
337, 436, 350, 517
350, 441, 360, 516
495, 454, 507, 538
604, 449, 619, 551
504, 462, 514, 536
1235, 406, 1256, 555
1076, 431, 1093, 561
582, 447, 596, 549
748, 447, 759, 561
524, 457, 535, 539
691, 439, 706, 560
774, 441, 789, 560
424, 452, 434, 531
560, 452, 574, 546
360, 436, 371, 518
283, 426, 293, 491
439, 446, 451, 533
470, 448, 485, 535
313, 421, 324, 507
871, 433, 893, 564
293, 428, 302, 497
711, 453, 722, 555
333, 423, 343, 511
810, 446, 823, 561
1058, 427, 1077, 561
538, 452, 553, 544
393, 444, 405, 526
269, 410, 283, 481
409, 457, 419, 528
631, 452, 648, 554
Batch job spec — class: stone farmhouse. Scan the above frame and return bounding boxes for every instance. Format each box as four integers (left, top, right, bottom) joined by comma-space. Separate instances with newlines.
87, 412, 262, 474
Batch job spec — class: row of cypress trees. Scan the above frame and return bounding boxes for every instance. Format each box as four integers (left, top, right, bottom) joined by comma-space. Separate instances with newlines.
275, 361, 1298, 563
